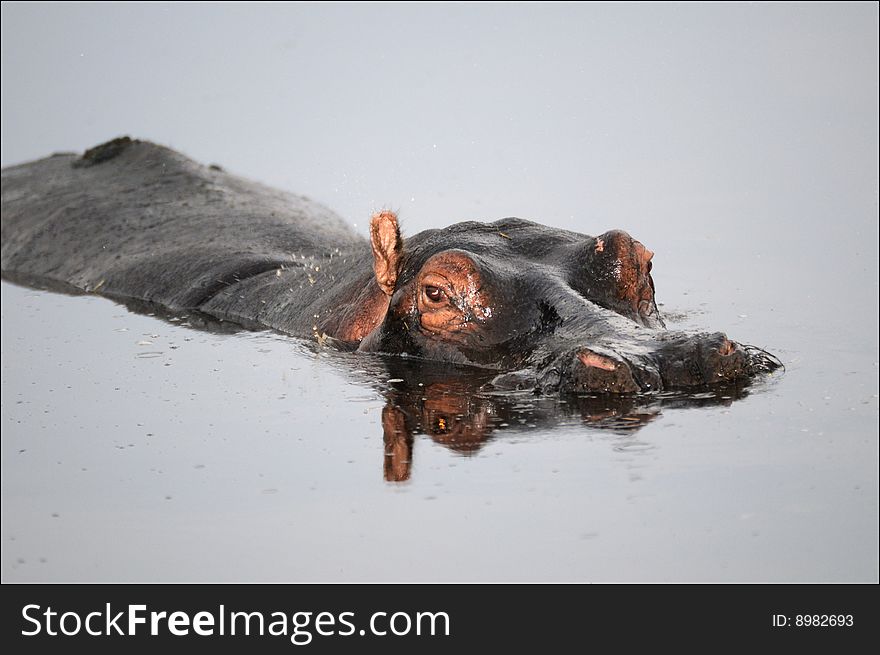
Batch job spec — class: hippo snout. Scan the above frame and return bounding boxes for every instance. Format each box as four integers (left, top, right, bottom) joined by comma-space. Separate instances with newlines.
568, 348, 644, 393
537, 347, 650, 394
533, 332, 761, 395
655, 332, 750, 389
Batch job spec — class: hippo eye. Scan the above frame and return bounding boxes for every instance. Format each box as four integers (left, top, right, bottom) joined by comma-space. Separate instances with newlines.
423, 285, 445, 303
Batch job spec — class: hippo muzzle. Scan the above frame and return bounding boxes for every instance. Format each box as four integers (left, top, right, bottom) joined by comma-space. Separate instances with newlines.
534, 333, 775, 394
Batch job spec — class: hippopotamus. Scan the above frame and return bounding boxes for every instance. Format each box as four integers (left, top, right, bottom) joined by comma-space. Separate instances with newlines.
1, 137, 780, 395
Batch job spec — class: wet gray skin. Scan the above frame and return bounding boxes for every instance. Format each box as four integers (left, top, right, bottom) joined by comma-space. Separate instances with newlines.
0, 138, 780, 394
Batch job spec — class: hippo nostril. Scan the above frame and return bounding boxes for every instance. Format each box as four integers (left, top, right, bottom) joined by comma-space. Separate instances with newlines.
577, 349, 618, 371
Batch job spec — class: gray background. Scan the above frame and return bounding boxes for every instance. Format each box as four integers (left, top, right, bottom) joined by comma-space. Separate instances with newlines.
2, 2, 878, 581
3, 3, 876, 245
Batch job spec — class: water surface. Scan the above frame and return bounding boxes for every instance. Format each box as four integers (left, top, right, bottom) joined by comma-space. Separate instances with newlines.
2, 276, 875, 582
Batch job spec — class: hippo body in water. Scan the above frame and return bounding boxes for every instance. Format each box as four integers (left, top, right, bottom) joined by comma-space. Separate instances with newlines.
1, 137, 778, 394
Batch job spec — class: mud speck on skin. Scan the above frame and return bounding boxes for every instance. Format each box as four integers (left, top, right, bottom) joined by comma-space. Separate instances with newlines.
72, 136, 137, 168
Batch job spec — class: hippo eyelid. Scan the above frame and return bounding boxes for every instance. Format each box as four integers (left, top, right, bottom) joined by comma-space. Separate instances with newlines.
424, 285, 445, 303
419, 272, 454, 303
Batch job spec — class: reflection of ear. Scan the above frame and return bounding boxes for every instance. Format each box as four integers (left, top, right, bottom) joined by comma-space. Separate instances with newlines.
370, 211, 402, 296
382, 404, 413, 482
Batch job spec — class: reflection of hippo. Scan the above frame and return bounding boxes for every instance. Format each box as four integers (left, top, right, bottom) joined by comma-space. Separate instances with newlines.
368, 356, 749, 481
1, 137, 780, 395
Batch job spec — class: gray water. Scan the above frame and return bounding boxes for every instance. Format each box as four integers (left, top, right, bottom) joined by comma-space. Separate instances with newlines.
1, 3, 877, 582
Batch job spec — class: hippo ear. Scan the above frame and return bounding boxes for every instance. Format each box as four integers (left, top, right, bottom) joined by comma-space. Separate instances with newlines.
370, 210, 403, 296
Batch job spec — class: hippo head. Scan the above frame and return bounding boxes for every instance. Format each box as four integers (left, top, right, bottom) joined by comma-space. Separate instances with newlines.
351, 211, 779, 394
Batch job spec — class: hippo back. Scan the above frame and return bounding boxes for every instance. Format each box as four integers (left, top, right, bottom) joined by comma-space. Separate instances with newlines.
1, 138, 361, 312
